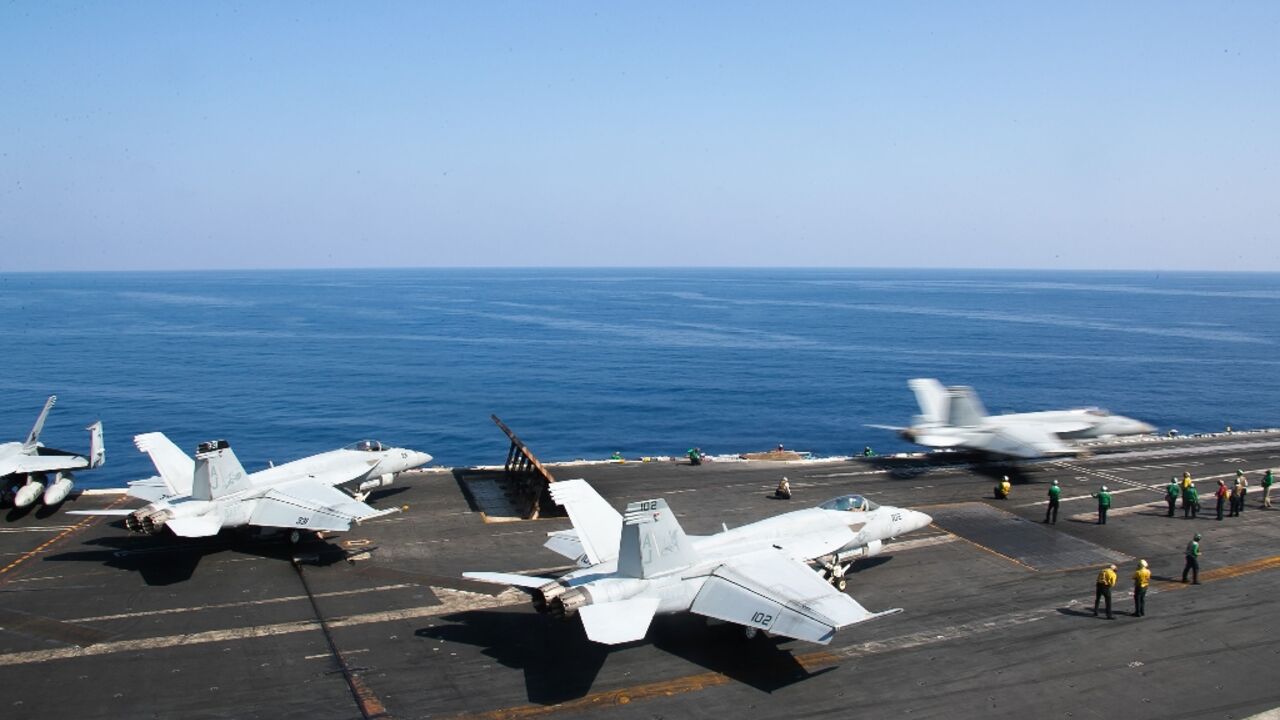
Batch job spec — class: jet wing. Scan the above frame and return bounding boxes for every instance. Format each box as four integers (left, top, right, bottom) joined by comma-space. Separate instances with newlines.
299, 454, 383, 488
547, 479, 622, 565
544, 529, 593, 566
979, 424, 1075, 459
134, 433, 195, 496
771, 522, 859, 564
247, 481, 395, 533
127, 476, 176, 503
0, 454, 89, 475
690, 549, 897, 644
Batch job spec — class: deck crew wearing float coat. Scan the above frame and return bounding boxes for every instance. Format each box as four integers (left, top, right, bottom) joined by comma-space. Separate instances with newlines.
1094, 564, 1117, 619
1091, 486, 1112, 525
1133, 560, 1150, 617
1183, 534, 1201, 584
1044, 480, 1061, 524
1165, 478, 1180, 517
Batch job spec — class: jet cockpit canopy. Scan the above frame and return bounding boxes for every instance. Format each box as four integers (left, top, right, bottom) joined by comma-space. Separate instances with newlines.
820, 494, 879, 512
346, 440, 384, 452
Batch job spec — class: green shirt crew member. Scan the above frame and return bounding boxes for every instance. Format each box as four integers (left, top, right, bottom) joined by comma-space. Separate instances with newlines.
1263, 469, 1274, 508
1165, 478, 1180, 517
1186, 485, 1200, 518
1091, 486, 1112, 525
1044, 480, 1062, 524
1182, 533, 1201, 584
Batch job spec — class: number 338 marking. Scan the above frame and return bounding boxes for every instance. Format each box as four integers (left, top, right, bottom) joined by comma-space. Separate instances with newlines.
296, 517, 310, 526
751, 611, 773, 626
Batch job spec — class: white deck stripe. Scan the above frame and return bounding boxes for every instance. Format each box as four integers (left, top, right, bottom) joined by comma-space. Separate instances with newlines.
0, 587, 526, 667
69, 583, 417, 623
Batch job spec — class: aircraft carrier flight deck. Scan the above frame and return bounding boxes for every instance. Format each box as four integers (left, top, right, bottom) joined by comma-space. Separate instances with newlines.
4, 430, 1280, 720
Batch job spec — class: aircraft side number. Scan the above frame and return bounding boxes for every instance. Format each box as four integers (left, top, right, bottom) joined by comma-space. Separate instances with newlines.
891, 513, 902, 522
296, 517, 310, 526
751, 611, 773, 626
637, 500, 660, 511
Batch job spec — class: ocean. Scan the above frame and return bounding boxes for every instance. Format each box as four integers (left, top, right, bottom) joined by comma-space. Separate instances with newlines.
1, 268, 1277, 489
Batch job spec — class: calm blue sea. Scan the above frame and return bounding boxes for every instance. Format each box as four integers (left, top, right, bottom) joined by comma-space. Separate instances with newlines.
2, 269, 1278, 489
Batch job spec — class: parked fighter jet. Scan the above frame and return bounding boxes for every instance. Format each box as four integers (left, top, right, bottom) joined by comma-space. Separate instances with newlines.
1, 396, 104, 508
70, 434, 431, 540
465, 479, 932, 645
874, 378, 1156, 460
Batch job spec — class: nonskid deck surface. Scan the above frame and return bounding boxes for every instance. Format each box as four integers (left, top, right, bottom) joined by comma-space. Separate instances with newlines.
3, 432, 1280, 719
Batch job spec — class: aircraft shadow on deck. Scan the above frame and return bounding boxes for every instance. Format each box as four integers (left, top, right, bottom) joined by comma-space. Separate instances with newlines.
417, 609, 827, 704
857, 455, 1041, 483
43, 527, 354, 586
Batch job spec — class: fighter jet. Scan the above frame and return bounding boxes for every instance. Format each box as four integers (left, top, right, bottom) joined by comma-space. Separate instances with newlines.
875, 378, 1156, 460
70, 434, 431, 540
464, 479, 932, 645
0, 396, 104, 508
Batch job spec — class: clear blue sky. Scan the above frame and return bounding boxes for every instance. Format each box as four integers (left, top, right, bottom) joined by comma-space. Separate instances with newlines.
2, 2, 1277, 271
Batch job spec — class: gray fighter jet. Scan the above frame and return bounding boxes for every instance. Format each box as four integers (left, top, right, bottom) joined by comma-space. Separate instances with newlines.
465, 479, 932, 645
874, 378, 1156, 460
0, 396, 104, 508
71, 434, 431, 540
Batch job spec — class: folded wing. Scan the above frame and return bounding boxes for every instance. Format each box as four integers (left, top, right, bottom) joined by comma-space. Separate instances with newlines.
248, 480, 394, 532
134, 433, 196, 495
691, 549, 898, 644
546, 479, 622, 565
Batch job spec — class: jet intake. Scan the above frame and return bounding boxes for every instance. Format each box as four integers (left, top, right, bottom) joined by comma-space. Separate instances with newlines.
835, 539, 882, 565
357, 473, 395, 493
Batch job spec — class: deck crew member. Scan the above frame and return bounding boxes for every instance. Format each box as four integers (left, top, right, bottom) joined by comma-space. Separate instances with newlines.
1094, 563, 1117, 619
995, 475, 1011, 500
1182, 534, 1201, 584
1237, 470, 1248, 513
1091, 485, 1112, 525
1230, 477, 1243, 517
1262, 469, 1274, 508
1183, 479, 1197, 518
1133, 559, 1150, 617
687, 447, 703, 466
775, 476, 792, 500
1187, 483, 1200, 518
1044, 479, 1061, 524
1165, 477, 1180, 517
1216, 480, 1229, 521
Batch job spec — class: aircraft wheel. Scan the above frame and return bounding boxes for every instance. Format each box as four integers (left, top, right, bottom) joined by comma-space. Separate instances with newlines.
836, 578, 847, 592
743, 626, 758, 640
289, 530, 301, 544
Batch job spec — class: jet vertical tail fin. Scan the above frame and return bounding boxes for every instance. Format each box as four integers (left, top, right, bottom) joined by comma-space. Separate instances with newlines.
947, 386, 988, 428
23, 396, 57, 452
192, 440, 249, 501
617, 498, 697, 579
135, 433, 196, 496
86, 422, 105, 469
908, 379, 948, 425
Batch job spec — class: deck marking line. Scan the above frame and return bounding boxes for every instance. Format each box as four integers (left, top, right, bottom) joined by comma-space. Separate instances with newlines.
0, 495, 129, 584
0, 586, 525, 667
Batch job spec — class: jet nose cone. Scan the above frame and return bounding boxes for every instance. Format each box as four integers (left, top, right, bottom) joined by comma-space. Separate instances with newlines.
413, 451, 434, 468
907, 510, 933, 533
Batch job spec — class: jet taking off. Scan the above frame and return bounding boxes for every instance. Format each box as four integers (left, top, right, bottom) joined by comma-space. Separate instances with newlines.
0, 396, 104, 508
70, 434, 431, 540
465, 479, 932, 646
875, 379, 1156, 460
